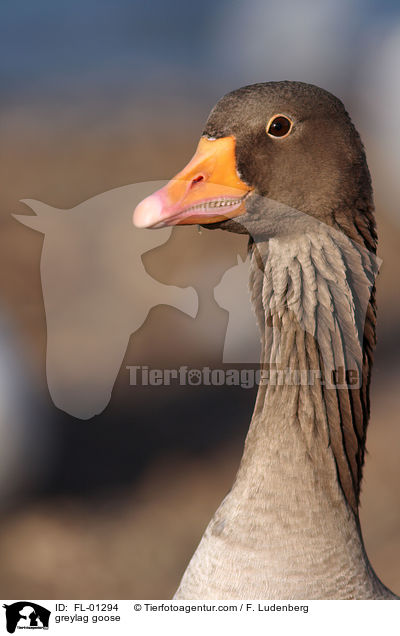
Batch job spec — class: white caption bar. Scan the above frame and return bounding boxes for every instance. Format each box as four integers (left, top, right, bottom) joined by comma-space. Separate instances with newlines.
1, 599, 398, 635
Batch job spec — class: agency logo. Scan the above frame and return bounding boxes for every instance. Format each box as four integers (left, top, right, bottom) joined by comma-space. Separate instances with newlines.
2, 602, 50, 633
14, 183, 198, 420
14, 183, 380, 417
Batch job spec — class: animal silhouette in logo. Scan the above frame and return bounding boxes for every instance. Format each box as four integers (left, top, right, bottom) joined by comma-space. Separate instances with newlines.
14, 183, 198, 419
3, 602, 50, 633
214, 254, 261, 363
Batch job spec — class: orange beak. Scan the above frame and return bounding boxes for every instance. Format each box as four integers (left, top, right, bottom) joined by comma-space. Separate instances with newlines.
133, 136, 251, 228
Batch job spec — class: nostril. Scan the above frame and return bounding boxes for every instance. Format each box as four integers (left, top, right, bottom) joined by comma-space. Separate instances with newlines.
191, 175, 204, 187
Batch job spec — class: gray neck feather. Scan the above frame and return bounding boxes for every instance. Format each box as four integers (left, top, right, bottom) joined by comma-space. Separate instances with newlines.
174, 224, 395, 599
249, 227, 378, 514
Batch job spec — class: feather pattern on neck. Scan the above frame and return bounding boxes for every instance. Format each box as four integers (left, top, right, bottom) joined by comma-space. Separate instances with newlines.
174, 223, 394, 600
249, 226, 378, 514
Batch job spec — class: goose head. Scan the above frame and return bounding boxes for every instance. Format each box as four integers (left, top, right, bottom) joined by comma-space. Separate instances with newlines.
133, 81, 373, 245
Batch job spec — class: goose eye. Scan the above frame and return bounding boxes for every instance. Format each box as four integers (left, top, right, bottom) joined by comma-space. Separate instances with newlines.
267, 115, 292, 138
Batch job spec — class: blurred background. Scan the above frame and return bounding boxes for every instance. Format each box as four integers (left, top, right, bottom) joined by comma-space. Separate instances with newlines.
0, 0, 399, 598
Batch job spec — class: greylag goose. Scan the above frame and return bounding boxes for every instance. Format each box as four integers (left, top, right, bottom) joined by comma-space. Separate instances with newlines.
133, 82, 397, 599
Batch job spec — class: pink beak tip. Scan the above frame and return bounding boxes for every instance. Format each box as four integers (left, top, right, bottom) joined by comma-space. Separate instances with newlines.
133, 194, 163, 229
